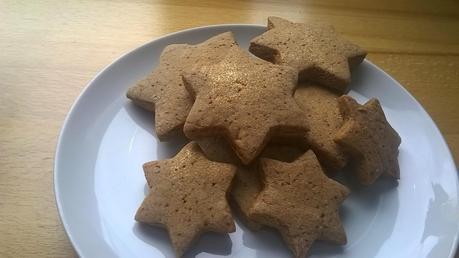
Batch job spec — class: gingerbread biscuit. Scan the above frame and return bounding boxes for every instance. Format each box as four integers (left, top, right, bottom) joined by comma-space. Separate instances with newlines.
196, 136, 305, 230
334, 96, 401, 185
231, 143, 306, 230
135, 142, 237, 257
294, 83, 347, 170
127, 32, 237, 140
183, 46, 308, 165
250, 151, 349, 258
249, 17, 366, 93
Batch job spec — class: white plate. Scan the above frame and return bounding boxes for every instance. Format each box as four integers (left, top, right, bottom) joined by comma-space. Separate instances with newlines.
54, 24, 459, 258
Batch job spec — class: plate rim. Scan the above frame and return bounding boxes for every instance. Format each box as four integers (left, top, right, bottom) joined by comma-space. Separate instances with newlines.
53, 23, 459, 258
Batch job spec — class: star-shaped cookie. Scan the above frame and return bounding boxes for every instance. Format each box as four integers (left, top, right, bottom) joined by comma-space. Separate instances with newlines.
127, 32, 237, 140
230, 144, 306, 231
249, 17, 366, 92
195, 136, 306, 231
250, 151, 349, 258
334, 96, 401, 185
135, 142, 237, 257
183, 46, 308, 165
294, 83, 347, 170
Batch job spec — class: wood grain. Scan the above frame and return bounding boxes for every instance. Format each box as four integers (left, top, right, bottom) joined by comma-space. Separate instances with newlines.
0, 0, 458, 257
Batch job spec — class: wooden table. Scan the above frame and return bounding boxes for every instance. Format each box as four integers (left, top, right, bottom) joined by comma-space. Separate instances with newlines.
1, 0, 458, 257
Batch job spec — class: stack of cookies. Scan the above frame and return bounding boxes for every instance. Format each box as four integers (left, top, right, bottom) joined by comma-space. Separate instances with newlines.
128, 17, 401, 258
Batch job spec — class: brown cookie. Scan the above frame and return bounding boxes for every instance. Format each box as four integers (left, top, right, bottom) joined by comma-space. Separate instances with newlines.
127, 32, 237, 140
135, 142, 237, 257
231, 143, 306, 230
249, 17, 366, 93
334, 95, 401, 185
183, 46, 308, 165
294, 83, 347, 170
250, 151, 349, 258
196, 136, 306, 230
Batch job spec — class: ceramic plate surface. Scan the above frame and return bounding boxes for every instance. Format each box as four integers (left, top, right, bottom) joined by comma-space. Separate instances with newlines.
54, 24, 459, 258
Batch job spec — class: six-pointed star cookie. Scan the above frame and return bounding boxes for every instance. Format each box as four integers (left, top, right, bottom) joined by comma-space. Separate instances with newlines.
135, 142, 237, 257
250, 151, 349, 258
183, 46, 308, 164
195, 136, 306, 231
334, 96, 401, 185
230, 143, 306, 231
294, 83, 347, 170
249, 17, 366, 92
127, 32, 237, 140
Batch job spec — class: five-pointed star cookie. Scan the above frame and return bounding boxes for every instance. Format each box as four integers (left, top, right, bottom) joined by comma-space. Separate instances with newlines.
183, 46, 308, 165
135, 142, 237, 257
334, 96, 401, 185
250, 151, 349, 257
294, 83, 347, 170
249, 17, 367, 92
127, 32, 237, 140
